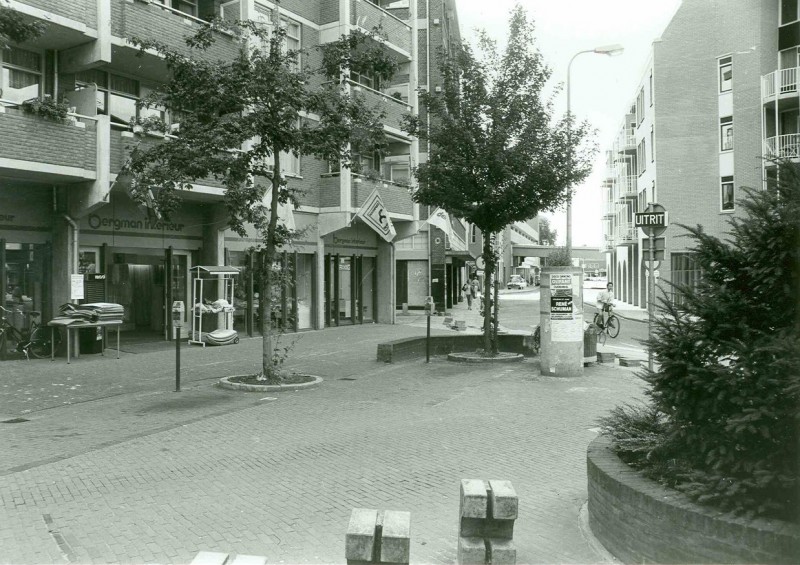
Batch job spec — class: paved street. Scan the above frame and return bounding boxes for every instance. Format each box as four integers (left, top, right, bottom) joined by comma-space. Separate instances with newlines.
1, 311, 646, 564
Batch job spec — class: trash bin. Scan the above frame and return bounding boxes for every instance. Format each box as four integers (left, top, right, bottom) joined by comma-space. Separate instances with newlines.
583, 327, 598, 365
78, 327, 103, 354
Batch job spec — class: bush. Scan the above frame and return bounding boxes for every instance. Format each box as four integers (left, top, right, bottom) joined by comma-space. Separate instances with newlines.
21, 95, 71, 123
603, 161, 800, 521
545, 247, 572, 266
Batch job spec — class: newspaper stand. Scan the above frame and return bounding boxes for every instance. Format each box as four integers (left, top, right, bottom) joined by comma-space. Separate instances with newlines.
189, 266, 240, 346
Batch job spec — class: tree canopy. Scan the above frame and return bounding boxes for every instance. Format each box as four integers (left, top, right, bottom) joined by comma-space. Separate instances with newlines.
404, 5, 595, 351
123, 17, 395, 381
0, 4, 45, 48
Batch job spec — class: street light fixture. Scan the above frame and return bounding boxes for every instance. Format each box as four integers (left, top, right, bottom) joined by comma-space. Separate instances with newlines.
565, 44, 624, 260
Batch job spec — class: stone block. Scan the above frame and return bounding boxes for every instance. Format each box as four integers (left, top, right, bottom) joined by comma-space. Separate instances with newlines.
381, 510, 411, 564
487, 538, 516, 564
488, 480, 518, 520
444, 317, 453, 325
457, 536, 486, 565
618, 357, 641, 367
346, 508, 378, 562
460, 480, 488, 519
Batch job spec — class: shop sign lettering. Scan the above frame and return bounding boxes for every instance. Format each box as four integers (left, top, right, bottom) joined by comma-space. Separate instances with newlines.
0, 214, 16, 222
332, 235, 367, 246
87, 214, 185, 232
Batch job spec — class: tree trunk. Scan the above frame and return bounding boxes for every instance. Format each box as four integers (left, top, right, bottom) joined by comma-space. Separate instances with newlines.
482, 236, 493, 355
260, 152, 283, 384
492, 260, 500, 354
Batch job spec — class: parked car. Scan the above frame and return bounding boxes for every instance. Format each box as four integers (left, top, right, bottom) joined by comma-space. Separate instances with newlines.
506, 275, 527, 290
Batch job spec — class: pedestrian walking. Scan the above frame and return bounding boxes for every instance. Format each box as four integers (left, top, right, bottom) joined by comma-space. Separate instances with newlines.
462, 281, 472, 309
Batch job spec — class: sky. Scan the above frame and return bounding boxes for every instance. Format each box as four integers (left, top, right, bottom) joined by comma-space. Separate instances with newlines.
454, 0, 682, 247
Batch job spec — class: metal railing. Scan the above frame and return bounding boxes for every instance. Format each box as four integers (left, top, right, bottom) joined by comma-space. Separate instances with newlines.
762, 67, 799, 100
764, 134, 800, 159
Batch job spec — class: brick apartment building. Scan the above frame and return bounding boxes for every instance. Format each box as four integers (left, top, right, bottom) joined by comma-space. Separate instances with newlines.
0, 0, 469, 340
601, 0, 786, 308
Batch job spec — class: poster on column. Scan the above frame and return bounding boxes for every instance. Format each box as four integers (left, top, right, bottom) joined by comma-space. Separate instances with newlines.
550, 273, 581, 342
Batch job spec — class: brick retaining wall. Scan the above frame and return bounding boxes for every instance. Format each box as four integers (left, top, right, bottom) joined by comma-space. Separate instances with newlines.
587, 435, 800, 564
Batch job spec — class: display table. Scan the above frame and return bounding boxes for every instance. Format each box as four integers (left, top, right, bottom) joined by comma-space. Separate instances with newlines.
48, 319, 122, 363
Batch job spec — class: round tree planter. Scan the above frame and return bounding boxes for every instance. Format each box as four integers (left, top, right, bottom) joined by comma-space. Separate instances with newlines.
587, 435, 799, 564
218, 375, 322, 392
447, 352, 524, 363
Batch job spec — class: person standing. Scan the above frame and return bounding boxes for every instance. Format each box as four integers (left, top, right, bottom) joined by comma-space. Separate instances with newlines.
462, 281, 472, 310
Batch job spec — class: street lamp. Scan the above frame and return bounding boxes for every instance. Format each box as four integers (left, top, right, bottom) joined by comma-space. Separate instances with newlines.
565, 44, 624, 260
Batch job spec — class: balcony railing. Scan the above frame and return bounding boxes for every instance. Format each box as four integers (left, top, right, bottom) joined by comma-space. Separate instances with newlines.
762, 67, 799, 101
349, 80, 412, 131
352, 175, 412, 215
616, 174, 637, 198
617, 224, 637, 244
764, 134, 800, 159
351, 0, 412, 54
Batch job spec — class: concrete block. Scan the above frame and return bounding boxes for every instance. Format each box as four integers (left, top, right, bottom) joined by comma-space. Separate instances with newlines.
190, 552, 229, 565
597, 351, 615, 363
346, 508, 378, 562
454, 320, 466, 331
457, 536, 486, 565
488, 480, 518, 520
381, 510, 411, 564
443, 317, 453, 325
460, 480, 488, 519
487, 538, 516, 564
618, 357, 641, 367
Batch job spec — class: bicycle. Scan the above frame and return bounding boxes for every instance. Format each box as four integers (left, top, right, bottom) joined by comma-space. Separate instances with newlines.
593, 306, 621, 345
0, 306, 61, 359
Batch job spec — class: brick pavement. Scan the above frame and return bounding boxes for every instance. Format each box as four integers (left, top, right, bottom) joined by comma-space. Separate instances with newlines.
1, 322, 646, 564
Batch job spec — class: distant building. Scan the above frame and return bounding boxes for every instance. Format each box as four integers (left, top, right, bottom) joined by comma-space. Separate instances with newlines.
601, 0, 779, 308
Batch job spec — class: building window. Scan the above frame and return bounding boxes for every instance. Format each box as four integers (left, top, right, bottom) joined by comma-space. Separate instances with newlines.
671, 253, 701, 308
471, 224, 477, 244
154, 0, 198, 18
721, 175, 735, 211
649, 71, 653, 106
1, 47, 42, 104
75, 69, 153, 126
720, 116, 733, 151
719, 57, 732, 93
636, 139, 647, 175
650, 125, 654, 161
351, 70, 381, 91
255, 8, 301, 69
636, 88, 645, 125
781, 0, 799, 25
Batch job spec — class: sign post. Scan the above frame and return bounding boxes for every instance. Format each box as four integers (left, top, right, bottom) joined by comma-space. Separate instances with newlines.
424, 296, 435, 363
172, 301, 184, 391
635, 204, 668, 372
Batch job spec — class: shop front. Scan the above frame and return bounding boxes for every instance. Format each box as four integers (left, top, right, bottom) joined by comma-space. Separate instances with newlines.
79, 193, 207, 339
0, 186, 53, 332
323, 225, 378, 327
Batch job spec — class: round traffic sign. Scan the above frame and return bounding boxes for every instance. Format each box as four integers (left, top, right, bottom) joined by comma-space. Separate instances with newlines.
639, 203, 668, 238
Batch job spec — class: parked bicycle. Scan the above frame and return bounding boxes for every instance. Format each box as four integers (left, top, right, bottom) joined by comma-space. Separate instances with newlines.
593, 307, 621, 345
0, 306, 61, 359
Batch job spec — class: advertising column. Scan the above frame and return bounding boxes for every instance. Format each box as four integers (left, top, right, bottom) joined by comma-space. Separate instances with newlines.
539, 266, 584, 377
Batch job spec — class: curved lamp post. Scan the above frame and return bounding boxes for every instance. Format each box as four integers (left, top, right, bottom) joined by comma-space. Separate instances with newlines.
566, 44, 624, 260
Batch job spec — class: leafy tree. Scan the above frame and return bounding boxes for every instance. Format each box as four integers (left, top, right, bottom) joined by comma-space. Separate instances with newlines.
404, 6, 594, 354
538, 216, 557, 246
0, 3, 46, 48
545, 247, 571, 267
123, 17, 395, 383
602, 161, 800, 521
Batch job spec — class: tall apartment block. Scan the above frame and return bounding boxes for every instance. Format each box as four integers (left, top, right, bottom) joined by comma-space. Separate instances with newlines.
601, 0, 780, 308
0, 0, 465, 339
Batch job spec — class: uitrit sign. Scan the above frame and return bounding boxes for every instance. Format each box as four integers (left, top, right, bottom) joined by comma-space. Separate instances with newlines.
635, 203, 669, 237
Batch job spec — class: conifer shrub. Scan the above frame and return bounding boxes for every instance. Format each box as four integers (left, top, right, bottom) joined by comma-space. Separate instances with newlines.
601, 161, 800, 521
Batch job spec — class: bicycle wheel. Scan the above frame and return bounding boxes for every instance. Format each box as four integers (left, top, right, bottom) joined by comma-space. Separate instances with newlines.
606, 315, 620, 338
28, 327, 58, 359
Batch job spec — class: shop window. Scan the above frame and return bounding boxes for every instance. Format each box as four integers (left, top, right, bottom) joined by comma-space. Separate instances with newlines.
721, 176, 735, 211
671, 253, 701, 308
1, 47, 42, 104
719, 57, 732, 93
720, 116, 733, 151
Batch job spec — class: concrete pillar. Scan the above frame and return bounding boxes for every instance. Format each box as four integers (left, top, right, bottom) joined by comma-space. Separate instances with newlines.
376, 239, 395, 324
315, 239, 326, 329
51, 215, 72, 316
539, 266, 584, 377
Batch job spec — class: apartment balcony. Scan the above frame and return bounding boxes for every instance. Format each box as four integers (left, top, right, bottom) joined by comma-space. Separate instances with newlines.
762, 67, 800, 105
0, 105, 97, 182
616, 224, 637, 246
349, 81, 413, 132
602, 200, 616, 218
16, 0, 98, 28
111, 0, 240, 65
616, 174, 637, 199
764, 134, 800, 160
613, 131, 636, 154
351, 0, 412, 55
601, 234, 614, 253
352, 175, 413, 215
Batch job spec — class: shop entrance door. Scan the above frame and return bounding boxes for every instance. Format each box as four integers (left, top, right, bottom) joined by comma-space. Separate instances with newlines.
324, 254, 374, 327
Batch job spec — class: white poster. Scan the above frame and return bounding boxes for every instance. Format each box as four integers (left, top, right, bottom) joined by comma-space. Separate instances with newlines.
70, 274, 85, 300
550, 273, 582, 342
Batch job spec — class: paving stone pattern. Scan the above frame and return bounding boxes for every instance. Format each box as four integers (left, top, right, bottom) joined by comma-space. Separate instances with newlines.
0, 323, 646, 564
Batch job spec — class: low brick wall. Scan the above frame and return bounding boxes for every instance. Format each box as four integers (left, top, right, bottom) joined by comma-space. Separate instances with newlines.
377, 333, 534, 363
587, 435, 800, 564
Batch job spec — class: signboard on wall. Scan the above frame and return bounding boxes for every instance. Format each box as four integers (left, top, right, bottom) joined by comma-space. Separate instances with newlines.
550, 272, 582, 342
70, 274, 85, 300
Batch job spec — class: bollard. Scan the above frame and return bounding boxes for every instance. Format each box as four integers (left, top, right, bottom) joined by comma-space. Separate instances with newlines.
458, 479, 518, 565
346, 508, 411, 565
